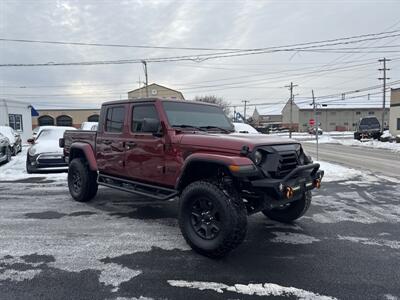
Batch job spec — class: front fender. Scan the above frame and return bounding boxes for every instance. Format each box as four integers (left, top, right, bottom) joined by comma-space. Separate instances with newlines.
175, 153, 256, 189
70, 142, 97, 171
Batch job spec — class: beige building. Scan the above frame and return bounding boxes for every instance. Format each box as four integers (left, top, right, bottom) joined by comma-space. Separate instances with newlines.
128, 83, 185, 100
33, 108, 100, 128
252, 106, 283, 128
389, 88, 400, 136
282, 99, 389, 132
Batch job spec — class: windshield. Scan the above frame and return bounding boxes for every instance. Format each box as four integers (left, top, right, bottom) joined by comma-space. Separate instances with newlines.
360, 117, 380, 127
163, 102, 234, 131
36, 128, 71, 141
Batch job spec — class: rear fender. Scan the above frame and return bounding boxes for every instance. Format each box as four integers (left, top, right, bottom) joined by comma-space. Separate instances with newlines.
70, 142, 97, 171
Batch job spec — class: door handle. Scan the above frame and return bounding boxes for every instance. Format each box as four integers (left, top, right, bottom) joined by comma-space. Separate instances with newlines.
126, 141, 136, 149
103, 140, 112, 145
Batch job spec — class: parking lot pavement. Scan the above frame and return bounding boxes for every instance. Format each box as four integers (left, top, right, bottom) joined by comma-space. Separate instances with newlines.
0, 172, 399, 300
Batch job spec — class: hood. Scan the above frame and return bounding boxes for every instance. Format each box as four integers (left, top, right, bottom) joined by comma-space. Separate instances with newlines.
29, 140, 63, 155
0, 126, 16, 145
179, 132, 298, 151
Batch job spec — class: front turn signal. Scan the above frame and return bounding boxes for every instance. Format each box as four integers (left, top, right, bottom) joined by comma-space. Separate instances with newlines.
314, 179, 321, 189
285, 187, 294, 199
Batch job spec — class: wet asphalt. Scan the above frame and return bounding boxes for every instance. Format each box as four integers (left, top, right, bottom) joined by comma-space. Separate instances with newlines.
0, 174, 399, 300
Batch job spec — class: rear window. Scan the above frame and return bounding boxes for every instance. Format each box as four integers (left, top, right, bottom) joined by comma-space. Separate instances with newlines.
360, 117, 380, 126
105, 106, 125, 132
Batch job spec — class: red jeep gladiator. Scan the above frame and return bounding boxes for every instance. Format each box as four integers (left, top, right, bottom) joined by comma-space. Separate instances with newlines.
61, 98, 324, 257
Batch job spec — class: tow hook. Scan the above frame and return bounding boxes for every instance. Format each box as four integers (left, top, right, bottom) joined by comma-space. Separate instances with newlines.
285, 186, 294, 199
314, 178, 321, 189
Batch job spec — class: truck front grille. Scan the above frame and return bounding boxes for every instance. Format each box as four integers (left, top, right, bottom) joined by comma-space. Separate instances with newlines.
276, 152, 298, 178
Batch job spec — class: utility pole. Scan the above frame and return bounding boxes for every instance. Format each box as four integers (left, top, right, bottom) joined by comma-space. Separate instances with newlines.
242, 100, 249, 123
312, 90, 319, 160
285, 82, 298, 138
378, 58, 390, 133
142, 60, 149, 97
233, 106, 237, 122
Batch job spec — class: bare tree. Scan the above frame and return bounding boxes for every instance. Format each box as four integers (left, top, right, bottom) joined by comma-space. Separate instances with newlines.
194, 95, 231, 115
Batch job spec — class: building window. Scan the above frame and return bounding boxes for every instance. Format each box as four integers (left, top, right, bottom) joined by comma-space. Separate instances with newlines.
38, 115, 54, 126
368, 111, 375, 115
329, 122, 336, 126
356, 112, 361, 115
8, 114, 23, 131
344, 122, 349, 126
56, 115, 73, 126
397, 118, 400, 130
88, 114, 99, 122
132, 105, 159, 132
105, 106, 125, 132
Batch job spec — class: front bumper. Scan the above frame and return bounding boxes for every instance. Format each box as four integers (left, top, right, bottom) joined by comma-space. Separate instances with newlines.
27, 153, 68, 171
249, 163, 324, 209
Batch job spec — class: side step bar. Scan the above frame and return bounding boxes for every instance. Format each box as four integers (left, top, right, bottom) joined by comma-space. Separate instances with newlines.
97, 173, 178, 201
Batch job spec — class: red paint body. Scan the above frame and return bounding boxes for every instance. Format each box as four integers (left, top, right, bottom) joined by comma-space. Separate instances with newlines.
63, 98, 297, 189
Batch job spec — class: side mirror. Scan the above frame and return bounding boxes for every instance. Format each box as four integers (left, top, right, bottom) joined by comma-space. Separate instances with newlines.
27, 138, 35, 144
142, 118, 161, 135
59, 138, 65, 148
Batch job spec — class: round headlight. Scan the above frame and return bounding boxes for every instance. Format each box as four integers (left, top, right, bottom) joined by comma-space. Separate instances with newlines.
28, 147, 37, 156
254, 150, 263, 165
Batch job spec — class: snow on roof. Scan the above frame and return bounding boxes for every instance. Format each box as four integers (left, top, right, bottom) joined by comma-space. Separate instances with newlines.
295, 99, 389, 110
253, 103, 285, 116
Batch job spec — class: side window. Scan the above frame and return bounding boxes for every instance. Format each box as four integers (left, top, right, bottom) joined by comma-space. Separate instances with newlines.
132, 105, 159, 132
105, 106, 125, 132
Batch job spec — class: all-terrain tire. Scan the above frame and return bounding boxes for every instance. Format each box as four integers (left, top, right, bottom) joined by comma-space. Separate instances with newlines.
262, 191, 312, 223
68, 158, 98, 202
354, 132, 361, 140
179, 181, 247, 258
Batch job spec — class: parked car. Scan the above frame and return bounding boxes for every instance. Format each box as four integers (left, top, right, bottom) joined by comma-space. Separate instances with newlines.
308, 127, 323, 135
233, 122, 260, 134
0, 133, 12, 164
61, 98, 324, 258
26, 126, 76, 173
80, 122, 98, 131
354, 116, 381, 140
32, 126, 56, 139
0, 125, 22, 155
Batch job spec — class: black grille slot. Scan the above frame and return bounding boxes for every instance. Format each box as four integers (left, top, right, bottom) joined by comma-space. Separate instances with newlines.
276, 152, 298, 178
38, 158, 65, 165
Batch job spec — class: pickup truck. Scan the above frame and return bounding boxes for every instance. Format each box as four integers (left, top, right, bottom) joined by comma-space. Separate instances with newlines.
61, 98, 324, 258
354, 116, 381, 140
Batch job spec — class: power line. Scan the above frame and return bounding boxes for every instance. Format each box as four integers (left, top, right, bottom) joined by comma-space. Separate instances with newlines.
2, 32, 400, 67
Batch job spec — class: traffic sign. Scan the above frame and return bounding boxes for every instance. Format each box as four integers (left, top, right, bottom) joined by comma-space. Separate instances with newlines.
309, 119, 315, 126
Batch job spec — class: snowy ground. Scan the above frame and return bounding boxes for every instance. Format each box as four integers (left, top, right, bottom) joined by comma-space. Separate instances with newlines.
0, 146, 67, 182
1, 146, 400, 299
305, 135, 400, 153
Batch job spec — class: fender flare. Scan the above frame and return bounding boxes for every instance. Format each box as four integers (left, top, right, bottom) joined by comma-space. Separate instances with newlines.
69, 142, 97, 171
175, 153, 254, 190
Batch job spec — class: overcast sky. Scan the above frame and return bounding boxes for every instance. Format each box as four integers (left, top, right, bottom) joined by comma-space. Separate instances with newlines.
0, 0, 399, 114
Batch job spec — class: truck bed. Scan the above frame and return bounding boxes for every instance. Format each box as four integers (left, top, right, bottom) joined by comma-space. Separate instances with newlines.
63, 130, 97, 157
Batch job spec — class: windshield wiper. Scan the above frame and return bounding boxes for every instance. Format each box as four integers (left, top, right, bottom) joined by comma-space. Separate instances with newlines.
200, 126, 232, 133
172, 124, 206, 132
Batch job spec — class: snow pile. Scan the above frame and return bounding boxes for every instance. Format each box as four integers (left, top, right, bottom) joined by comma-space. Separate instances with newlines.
306, 136, 400, 153
0, 147, 67, 181
317, 161, 364, 182
168, 280, 337, 299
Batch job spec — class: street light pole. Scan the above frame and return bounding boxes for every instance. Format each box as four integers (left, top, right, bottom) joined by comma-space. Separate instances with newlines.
312, 90, 319, 160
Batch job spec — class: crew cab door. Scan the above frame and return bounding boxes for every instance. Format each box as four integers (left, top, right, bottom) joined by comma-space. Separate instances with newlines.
124, 104, 165, 184
96, 105, 127, 176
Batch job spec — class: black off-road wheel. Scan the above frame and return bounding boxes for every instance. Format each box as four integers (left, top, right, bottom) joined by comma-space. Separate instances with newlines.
179, 181, 247, 258
68, 158, 98, 202
262, 191, 312, 223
